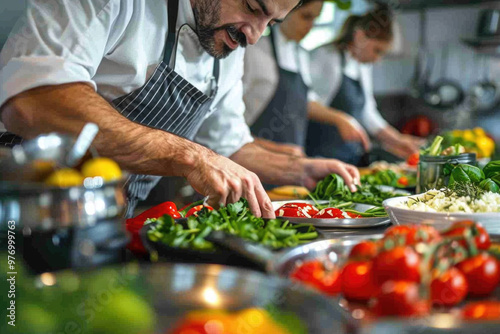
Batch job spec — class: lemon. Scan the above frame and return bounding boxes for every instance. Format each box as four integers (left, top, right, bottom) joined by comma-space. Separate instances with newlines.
45, 168, 84, 187
476, 136, 495, 158
81, 157, 122, 181
462, 129, 475, 142
473, 127, 486, 137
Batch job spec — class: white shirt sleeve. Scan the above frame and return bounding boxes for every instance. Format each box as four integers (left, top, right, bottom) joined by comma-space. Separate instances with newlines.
0, 0, 122, 108
309, 45, 342, 106
242, 38, 278, 126
359, 65, 388, 135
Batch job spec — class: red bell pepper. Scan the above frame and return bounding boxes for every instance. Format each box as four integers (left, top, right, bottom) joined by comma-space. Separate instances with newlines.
126, 201, 181, 254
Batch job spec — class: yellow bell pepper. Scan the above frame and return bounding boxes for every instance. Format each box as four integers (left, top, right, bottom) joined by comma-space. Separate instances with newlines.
476, 136, 495, 158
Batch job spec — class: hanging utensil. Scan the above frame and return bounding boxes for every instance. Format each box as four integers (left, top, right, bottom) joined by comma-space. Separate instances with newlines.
469, 55, 500, 114
424, 45, 465, 109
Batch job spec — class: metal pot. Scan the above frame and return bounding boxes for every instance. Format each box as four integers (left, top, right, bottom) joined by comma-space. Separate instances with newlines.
0, 178, 129, 273
0, 177, 127, 230
417, 153, 477, 193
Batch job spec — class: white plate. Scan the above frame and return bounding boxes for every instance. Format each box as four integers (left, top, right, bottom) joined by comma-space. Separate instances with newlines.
383, 196, 500, 234
273, 200, 391, 229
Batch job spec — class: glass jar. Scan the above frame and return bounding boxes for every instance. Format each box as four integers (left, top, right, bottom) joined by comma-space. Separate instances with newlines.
417, 153, 477, 193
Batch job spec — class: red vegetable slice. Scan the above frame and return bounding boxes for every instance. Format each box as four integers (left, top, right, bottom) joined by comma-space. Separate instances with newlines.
275, 203, 319, 218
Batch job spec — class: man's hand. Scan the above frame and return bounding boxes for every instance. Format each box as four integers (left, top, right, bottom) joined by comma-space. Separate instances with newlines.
185, 150, 275, 218
301, 158, 360, 192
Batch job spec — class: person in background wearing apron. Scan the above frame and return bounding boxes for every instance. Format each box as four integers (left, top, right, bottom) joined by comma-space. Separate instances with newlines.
243, 0, 370, 161
0, 0, 360, 218
306, 4, 423, 166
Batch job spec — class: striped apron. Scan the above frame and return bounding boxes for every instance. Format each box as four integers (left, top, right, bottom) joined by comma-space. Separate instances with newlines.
0, 0, 220, 218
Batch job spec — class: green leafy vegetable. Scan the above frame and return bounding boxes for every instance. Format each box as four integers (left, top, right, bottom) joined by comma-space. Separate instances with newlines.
421, 136, 444, 156
483, 160, 500, 179
310, 174, 402, 206
147, 200, 318, 251
479, 178, 500, 193
448, 164, 485, 188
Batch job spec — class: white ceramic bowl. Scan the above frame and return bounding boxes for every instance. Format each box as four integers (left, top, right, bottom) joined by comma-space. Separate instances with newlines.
383, 196, 500, 235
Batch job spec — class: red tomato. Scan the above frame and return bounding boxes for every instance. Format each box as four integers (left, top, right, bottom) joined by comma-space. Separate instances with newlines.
373, 246, 421, 284
290, 260, 342, 296
384, 225, 415, 239
456, 253, 500, 297
341, 261, 378, 301
408, 225, 442, 245
346, 212, 362, 218
275, 203, 319, 218
406, 153, 419, 166
313, 208, 344, 219
443, 221, 491, 250
371, 280, 430, 317
430, 268, 468, 307
348, 240, 381, 260
185, 205, 214, 218
170, 321, 210, 334
397, 176, 409, 187
461, 301, 500, 321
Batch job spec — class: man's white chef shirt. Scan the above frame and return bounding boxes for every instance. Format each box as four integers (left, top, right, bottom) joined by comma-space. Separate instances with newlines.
0, 0, 253, 157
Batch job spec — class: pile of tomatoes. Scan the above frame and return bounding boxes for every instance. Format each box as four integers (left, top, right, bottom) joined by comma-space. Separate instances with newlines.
290, 221, 500, 319
275, 203, 361, 219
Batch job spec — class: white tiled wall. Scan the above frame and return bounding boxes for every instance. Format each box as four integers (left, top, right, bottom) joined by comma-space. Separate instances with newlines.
373, 5, 500, 95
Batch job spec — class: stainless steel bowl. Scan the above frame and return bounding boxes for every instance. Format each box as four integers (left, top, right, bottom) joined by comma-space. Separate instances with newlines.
7, 263, 357, 334
0, 177, 127, 231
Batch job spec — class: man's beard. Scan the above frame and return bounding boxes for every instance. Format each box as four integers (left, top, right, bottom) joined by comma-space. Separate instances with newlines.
193, 0, 248, 59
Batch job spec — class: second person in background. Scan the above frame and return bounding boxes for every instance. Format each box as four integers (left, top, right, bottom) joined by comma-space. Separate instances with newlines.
307, 4, 423, 165
243, 0, 371, 160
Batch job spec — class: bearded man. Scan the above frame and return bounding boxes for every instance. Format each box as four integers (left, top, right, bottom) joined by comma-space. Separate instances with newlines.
0, 0, 359, 217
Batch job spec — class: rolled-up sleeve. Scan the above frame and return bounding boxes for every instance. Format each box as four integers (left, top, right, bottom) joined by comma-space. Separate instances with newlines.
194, 77, 254, 157
0, 0, 118, 108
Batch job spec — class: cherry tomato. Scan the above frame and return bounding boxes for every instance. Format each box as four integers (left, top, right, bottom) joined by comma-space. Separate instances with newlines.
443, 221, 491, 250
348, 240, 381, 260
371, 280, 430, 317
384, 225, 415, 239
408, 225, 442, 245
341, 261, 378, 301
185, 205, 214, 217
373, 246, 421, 284
456, 253, 500, 297
430, 268, 468, 307
397, 176, 409, 187
461, 301, 500, 321
406, 153, 419, 166
170, 321, 212, 334
313, 208, 345, 219
290, 260, 342, 296
275, 203, 319, 218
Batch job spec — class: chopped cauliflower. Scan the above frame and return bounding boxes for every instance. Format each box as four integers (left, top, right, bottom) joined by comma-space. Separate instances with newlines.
396, 189, 500, 213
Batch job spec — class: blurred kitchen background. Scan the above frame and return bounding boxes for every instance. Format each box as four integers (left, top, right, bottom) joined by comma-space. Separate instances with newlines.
1, 0, 499, 139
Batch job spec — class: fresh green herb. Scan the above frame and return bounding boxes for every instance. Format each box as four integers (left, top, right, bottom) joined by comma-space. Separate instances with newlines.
147, 200, 318, 251
310, 174, 403, 206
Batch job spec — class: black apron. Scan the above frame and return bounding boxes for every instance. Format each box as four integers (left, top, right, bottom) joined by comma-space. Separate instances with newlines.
0, 0, 220, 218
250, 29, 309, 147
306, 51, 365, 166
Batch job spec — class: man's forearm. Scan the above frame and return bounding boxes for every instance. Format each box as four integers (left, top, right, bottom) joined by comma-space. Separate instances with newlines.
253, 137, 304, 157
230, 142, 305, 186
0, 83, 210, 176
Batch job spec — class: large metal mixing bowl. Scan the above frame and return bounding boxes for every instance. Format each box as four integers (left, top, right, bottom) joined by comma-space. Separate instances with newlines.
5, 263, 357, 334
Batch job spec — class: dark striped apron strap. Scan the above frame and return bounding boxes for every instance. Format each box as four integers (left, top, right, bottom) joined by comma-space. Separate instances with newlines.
0, 132, 24, 148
